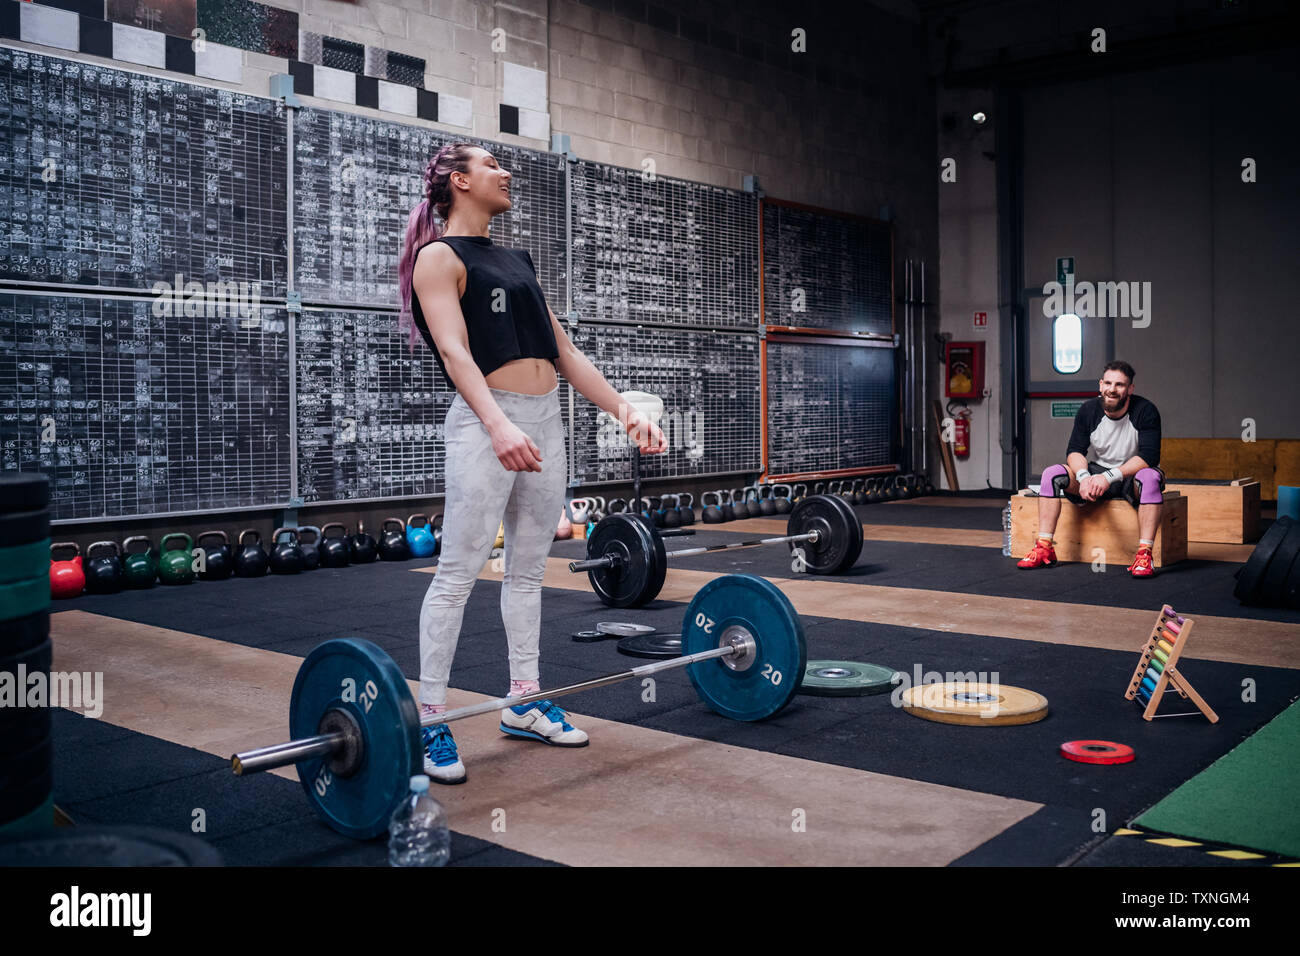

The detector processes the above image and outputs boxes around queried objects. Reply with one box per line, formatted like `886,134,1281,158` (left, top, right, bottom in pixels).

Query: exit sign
973,311,987,328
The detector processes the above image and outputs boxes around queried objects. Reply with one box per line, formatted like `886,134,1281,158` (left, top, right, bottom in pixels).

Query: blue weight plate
290,638,420,840
682,575,806,721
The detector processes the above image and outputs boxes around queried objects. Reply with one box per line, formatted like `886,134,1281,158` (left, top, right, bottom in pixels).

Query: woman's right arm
411,244,542,472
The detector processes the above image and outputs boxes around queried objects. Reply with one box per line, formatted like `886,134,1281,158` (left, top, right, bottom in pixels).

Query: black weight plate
627,513,667,606
0,736,52,796
0,826,224,866
0,610,50,656
0,707,51,756
787,494,860,574
571,630,608,643
1287,549,1300,610
1234,516,1293,604
0,639,53,731
0,473,49,515
799,660,900,697
586,514,660,608
616,632,682,659
1259,522,1300,607
0,511,50,549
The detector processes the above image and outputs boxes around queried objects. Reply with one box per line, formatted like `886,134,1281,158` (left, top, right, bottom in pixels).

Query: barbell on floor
570,493,864,607
230,574,807,839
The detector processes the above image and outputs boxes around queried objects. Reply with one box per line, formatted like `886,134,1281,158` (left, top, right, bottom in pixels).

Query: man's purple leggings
1039,463,1164,504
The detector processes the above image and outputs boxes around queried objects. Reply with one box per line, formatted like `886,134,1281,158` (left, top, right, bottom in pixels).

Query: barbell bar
229,574,807,839
570,493,864,607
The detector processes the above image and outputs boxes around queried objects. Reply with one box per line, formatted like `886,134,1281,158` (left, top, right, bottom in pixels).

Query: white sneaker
499,699,589,747
421,723,467,784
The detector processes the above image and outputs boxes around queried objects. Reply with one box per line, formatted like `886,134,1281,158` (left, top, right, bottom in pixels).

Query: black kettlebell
269,527,305,574
662,495,682,528
732,488,752,519
431,514,444,555
812,482,826,496
297,526,321,571
758,485,777,516
84,541,125,594
320,522,350,568
377,518,410,561
348,522,378,564
235,529,269,578
849,479,865,506
607,497,626,516
677,492,695,525
648,497,665,528
719,489,736,521
772,484,793,514
701,491,724,523
195,530,233,581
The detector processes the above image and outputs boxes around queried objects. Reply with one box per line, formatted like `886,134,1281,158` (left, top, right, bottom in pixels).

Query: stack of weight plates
0,473,54,837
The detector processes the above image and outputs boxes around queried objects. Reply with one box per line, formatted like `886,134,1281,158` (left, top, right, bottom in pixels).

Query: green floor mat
1136,698,1300,858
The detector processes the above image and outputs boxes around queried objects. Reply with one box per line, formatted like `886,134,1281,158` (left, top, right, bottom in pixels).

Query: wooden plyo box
1010,491,1187,567
1163,478,1260,544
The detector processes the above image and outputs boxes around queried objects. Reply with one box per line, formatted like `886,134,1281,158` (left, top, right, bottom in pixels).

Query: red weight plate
1060,740,1135,765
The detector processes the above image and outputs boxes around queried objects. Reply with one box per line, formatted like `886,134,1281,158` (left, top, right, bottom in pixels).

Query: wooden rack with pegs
1124,604,1218,722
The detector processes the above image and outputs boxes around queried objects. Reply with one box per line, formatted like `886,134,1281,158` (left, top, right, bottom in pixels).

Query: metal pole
567,529,821,573
231,643,742,776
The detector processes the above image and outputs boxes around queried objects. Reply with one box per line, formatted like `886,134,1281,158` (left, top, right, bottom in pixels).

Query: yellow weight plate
901,681,1049,726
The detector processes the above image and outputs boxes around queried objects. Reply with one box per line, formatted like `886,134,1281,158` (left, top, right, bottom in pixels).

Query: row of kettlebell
49,515,444,598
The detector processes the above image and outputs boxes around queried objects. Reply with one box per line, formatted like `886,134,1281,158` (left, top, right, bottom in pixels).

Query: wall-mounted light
971,111,988,126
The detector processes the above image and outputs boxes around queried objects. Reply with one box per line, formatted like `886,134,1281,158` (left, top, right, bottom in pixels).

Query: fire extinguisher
948,402,972,459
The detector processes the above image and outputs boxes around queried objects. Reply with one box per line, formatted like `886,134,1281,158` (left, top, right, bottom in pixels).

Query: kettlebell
270,527,306,574
50,542,85,599
406,515,436,558
589,497,606,523
569,499,591,527
676,492,695,526
431,514,444,555
158,533,196,585
812,481,826,496
742,486,761,519
728,488,746,519
555,506,573,540
196,530,233,580
865,478,882,503
297,526,322,570
84,541,125,594
772,484,794,514
792,483,807,504
701,491,724,523
662,495,682,528
719,489,736,521
236,529,270,577
349,522,379,564
639,498,654,524
377,518,410,561
319,523,350,568
122,536,157,589
757,485,776,516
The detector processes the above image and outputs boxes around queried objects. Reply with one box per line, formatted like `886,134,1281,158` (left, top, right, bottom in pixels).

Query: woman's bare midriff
485,357,558,395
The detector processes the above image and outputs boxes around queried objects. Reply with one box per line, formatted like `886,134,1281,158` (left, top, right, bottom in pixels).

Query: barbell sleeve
232,732,347,776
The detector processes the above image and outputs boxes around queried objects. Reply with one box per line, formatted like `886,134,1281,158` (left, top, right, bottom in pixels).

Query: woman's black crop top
409,235,560,390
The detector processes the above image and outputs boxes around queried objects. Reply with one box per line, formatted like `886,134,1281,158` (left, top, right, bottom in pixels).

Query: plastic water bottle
388,774,450,867
1001,504,1012,557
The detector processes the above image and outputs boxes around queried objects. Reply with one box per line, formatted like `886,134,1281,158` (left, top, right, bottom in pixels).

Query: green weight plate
787,494,862,574
0,511,50,549
0,575,51,623
800,660,901,697
683,574,805,721
0,473,49,515
0,540,50,586
289,638,421,840
1235,516,1293,604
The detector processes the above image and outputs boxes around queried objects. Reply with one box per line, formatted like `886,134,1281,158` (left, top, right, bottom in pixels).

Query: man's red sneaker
1017,540,1057,569
1128,548,1155,578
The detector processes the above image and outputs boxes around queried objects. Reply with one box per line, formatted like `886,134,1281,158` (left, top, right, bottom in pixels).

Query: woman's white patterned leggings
418,385,567,706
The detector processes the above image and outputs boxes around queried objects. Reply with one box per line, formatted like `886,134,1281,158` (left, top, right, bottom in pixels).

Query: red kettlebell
50,542,86,599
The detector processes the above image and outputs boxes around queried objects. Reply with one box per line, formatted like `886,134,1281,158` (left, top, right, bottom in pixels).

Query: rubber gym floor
49,490,1300,867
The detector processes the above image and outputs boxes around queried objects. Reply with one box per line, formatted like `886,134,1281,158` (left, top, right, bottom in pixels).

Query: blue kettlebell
406,513,437,558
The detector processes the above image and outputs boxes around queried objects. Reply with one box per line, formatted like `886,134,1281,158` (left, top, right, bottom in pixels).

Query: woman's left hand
625,412,667,454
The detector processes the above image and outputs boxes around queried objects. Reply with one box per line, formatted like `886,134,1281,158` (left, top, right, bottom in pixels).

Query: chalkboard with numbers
0,292,292,520
292,109,568,308
761,201,892,335
766,339,896,475
295,308,575,503
570,160,759,330
567,322,761,485
0,47,287,296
